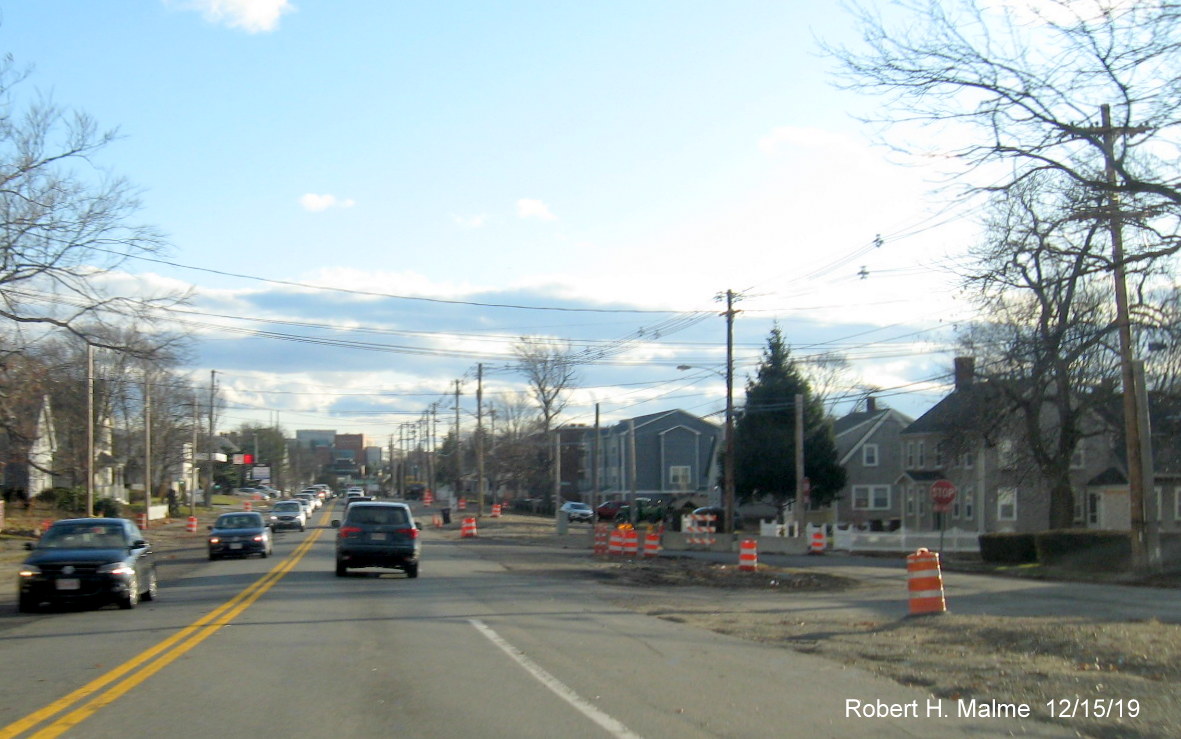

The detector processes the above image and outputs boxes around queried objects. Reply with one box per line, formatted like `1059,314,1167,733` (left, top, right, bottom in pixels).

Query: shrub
1036,529,1131,571
94,497,122,518
979,532,1038,564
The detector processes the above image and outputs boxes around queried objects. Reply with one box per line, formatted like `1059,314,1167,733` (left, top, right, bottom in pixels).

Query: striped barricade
906,548,947,616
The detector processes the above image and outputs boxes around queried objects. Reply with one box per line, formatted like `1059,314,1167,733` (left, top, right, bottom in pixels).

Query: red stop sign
930,479,957,512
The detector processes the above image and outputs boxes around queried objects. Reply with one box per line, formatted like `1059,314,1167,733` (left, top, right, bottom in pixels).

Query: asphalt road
0,505,1076,739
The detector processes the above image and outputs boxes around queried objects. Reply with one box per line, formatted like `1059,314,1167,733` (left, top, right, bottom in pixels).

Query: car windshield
40,523,127,549
567,503,590,510
216,515,261,529
347,506,408,526
273,502,302,512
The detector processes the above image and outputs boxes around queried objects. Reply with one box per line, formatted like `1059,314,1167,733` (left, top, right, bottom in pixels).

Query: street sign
930,479,957,513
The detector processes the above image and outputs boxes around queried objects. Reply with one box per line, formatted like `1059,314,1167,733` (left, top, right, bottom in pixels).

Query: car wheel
17,594,38,613
142,570,158,602
118,575,140,610
405,562,419,579
335,560,347,577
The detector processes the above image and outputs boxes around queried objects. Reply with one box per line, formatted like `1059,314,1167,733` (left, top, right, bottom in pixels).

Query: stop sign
930,479,957,512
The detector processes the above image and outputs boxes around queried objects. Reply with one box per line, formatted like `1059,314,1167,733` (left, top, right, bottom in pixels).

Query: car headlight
18,565,41,578
97,563,135,576
209,536,221,544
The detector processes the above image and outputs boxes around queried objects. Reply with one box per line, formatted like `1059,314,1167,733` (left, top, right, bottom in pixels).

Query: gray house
578,409,721,502
832,398,913,531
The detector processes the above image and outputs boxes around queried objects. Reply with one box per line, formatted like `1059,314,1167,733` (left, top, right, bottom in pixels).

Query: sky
0,0,985,440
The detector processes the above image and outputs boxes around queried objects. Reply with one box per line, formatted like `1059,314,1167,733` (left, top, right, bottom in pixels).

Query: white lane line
469,619,644,739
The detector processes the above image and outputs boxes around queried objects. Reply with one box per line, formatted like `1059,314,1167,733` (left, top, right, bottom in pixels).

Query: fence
832,524,980,554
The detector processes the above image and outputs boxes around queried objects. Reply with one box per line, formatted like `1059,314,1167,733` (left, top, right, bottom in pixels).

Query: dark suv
332,502,420,578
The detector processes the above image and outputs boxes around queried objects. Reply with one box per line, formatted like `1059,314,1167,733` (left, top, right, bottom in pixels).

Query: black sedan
208,512,273,560
18,518,158,612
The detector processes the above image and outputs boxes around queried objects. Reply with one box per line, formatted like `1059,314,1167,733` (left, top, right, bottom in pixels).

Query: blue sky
2,0,979,436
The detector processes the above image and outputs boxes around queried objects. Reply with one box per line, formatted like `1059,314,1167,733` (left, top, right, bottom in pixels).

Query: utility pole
718,289,741,535
1099,104,1153,571
190,391,199,516
86,344,95,517
206,370,217,506
476,363,485,516
453,379,462,503
628,418,637,526
144,371,152,528
794,393,804,535
592,404,601,515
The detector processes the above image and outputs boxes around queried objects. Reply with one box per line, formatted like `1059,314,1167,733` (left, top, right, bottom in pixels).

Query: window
916,489,926,517
905,489,914,515
1070,444,1086,469
997,488,1017,521
1073,490,1085,524
935,441,945,468
862,444,879,467
952,497,961,518
963,486,974,521
962,451,974,469
1089,492,1100,525
668,466,691,491
917,441,926,468
852,485,891,510
905,442,915,468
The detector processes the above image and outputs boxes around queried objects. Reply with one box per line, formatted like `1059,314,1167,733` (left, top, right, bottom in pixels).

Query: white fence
832,525,980,554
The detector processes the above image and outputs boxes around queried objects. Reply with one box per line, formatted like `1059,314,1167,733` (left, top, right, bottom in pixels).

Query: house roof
899,470,945,483
903,382,1004,435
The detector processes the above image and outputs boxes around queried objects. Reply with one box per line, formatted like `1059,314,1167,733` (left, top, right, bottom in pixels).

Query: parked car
268,500,307,531
234,486,271,499
595,500,626,521
559,501,594,523
332,502,421,578
208,512,273,560
18,518,158,612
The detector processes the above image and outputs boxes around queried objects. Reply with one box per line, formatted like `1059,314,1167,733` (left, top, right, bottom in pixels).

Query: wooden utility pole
144,371,152,528
592,404,601,514
453,380,462,502
1099,104,1152,571
207,370,216,506
794,393,804,534
719,289,741,535
476,363,485,515
86,345,95,517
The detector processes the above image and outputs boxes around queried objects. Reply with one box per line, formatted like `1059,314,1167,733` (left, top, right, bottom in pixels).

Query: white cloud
174,0,295,33
299,193,355,212
516,198,558,221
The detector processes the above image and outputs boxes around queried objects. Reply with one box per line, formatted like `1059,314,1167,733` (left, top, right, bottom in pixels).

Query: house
831,397,913,531
0,392,58,501
577,409,721,504
896,357,1117,535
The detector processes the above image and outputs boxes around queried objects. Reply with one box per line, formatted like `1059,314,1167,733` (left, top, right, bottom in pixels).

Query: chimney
954,357,975,391
866,397,877,413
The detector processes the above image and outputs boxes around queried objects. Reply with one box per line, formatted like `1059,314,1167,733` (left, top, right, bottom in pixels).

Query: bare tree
0,56,187,353
512,336,580,432
827,0,1181,266
958,173,1128,527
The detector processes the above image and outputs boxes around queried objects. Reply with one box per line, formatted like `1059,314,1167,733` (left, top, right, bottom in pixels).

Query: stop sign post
930,479,957,552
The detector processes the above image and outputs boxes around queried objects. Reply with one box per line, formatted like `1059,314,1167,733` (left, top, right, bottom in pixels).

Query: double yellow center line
2,524,325,739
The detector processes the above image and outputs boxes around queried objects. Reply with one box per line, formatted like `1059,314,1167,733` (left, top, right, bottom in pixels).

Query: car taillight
395,528,420,539
339,526,363,537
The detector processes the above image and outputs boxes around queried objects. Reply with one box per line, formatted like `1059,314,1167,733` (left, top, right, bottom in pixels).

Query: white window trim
997,487,1017,521
963,486,974,521
862,443,879,467
852,485,891,511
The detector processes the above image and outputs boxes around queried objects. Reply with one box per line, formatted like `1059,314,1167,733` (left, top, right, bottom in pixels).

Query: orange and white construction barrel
461,517,478,538
186,516,199,533
643,531,661,558
738,539,758,571
809,526,826,554
906,548,947,616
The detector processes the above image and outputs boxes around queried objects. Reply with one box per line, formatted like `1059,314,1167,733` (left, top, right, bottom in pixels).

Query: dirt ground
5,507,1179,738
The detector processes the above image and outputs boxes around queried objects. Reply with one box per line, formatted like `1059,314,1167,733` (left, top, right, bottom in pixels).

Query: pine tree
733,328,845,512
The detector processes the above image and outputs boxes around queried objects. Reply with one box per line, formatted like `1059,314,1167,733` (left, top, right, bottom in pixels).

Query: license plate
56,578,81,591
230,543,243,550
369,533,387,541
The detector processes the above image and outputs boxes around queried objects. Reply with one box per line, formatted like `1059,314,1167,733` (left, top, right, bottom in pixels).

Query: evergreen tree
733,328,845,512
